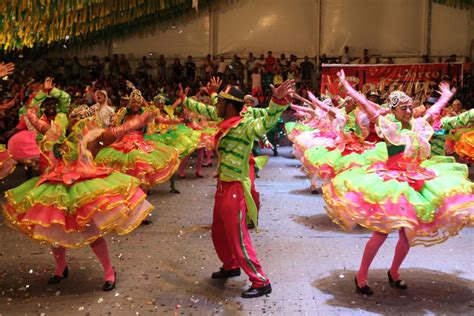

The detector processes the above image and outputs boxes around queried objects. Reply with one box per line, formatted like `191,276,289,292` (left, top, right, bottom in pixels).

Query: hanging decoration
0,0,217,52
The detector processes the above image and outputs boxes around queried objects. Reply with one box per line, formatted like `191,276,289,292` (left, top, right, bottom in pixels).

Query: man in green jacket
178,77,295,298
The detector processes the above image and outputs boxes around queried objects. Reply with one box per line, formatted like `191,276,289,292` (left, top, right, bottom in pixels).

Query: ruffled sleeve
376,115,433,160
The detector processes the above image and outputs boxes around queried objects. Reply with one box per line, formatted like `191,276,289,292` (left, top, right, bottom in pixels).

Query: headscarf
94,90,108,105
388,91,412,109
129,89,144,106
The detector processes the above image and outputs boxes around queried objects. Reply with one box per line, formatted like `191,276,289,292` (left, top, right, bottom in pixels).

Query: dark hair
227,99,244,113
42,97,58,108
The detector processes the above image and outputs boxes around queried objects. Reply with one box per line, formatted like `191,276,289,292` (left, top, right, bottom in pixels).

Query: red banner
321,63,463,100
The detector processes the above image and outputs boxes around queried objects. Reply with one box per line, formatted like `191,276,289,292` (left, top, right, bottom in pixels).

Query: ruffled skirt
95,132,180,187
285,122,316,143
3,169,153,248
196,126,219,151
303,140,387,180
323,155,474,246
145,124,200,159
293,130,338,161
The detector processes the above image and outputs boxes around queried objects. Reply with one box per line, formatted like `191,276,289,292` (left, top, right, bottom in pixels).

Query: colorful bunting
0,0,217,52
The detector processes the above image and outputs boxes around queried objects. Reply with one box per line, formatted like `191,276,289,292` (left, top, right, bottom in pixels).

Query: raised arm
423,82,456,123
293,92,343,121
244,105,272,118
182,95,220,121
308,91,341,116
337,70,381,122
48,87,71,114
290,103,317,116
179,79,221,121
26,108,51,134
90,111,157,157
245,80,295,140
29,77,71,113
440,108,474,130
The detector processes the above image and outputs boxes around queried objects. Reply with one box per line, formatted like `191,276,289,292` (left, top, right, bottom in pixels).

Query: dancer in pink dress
324,70,473,296
3,89,157,291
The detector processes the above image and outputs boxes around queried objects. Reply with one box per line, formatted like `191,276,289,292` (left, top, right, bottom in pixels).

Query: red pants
212,180,269,288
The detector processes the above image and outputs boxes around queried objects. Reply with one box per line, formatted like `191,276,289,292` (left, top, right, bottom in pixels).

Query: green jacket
183,95,289,225
440,109,474,130
431,109,474,156
19,87,71,116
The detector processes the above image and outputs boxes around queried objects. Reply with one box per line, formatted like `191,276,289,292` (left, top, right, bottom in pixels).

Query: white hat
244,95,259,106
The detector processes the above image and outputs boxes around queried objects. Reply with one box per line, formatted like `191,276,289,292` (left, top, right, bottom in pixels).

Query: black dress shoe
211,268,241,279
103,271,117,292
141,219,153,225
241,283,272,298
48,266,69,285
355,277,373,296
388,270,408,289
170,188,181,194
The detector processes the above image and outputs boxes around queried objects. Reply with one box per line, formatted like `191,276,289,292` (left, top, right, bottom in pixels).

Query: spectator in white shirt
341,46,350,64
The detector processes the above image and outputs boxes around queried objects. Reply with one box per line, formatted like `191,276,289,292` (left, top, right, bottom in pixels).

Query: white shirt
341,52,350,64
251,73,262,88
91,103,115,128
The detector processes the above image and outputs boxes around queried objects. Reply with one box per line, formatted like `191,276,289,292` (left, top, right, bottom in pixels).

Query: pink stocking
51,246,67,276
90,237,115,282
178,157,189,177
356,231,388,287
205,149,213,165
389,228,410,280
196,148,204,176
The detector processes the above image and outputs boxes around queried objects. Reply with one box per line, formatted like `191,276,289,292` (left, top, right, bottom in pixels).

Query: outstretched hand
337,69,346,83
437,82,456,100
44,77,54,91
198,86,210,97
207,76,222,94
270,79,296,101
178,83,190,101
0,62,15,77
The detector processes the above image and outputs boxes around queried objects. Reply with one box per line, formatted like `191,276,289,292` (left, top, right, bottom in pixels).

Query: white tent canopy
51,0,471,60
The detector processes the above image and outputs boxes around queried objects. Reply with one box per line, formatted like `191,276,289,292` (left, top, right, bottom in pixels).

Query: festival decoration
0,0,216,52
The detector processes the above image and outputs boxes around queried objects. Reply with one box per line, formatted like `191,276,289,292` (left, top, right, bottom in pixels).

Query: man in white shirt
90,90,115,128
341,46,350,64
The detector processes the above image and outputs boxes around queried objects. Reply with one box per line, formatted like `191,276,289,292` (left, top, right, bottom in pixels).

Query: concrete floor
0,146,472,315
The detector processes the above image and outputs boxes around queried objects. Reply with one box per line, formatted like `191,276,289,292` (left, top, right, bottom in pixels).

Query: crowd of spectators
0,47,471,142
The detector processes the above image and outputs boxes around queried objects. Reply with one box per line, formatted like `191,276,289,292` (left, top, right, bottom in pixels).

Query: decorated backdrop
321,63,463,99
